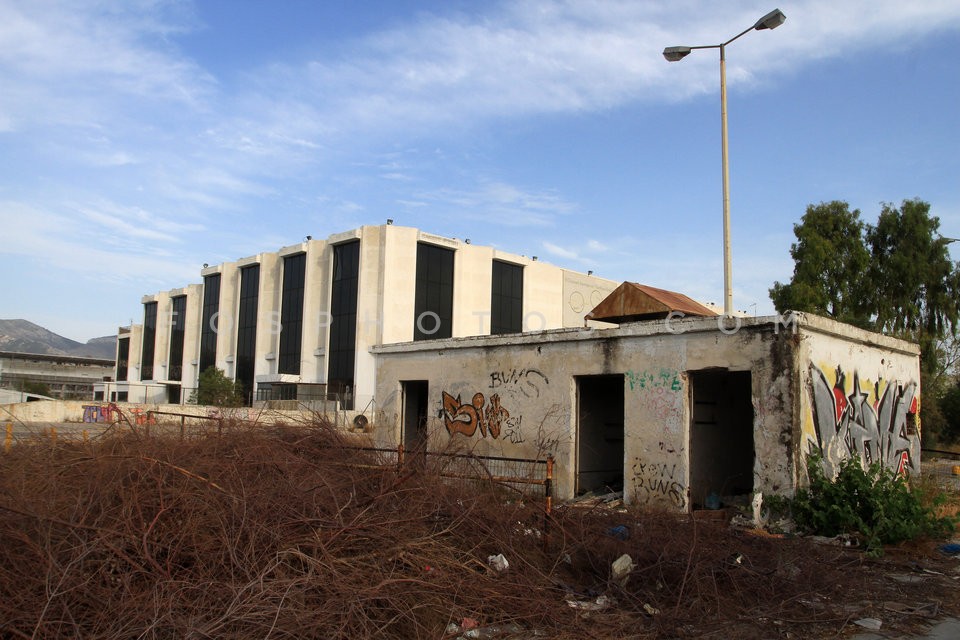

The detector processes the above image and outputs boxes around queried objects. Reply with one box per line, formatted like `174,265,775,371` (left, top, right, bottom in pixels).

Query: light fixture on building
387,218,394,225
202,263,208,268
588,270,593,275
465,239,471,244
532,256,538,261
305,235,312,241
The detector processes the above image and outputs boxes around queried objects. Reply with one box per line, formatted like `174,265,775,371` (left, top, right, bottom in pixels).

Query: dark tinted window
491,260,523,334
328,241,359,407
236,265,260,404
116,337,129,381
140,302,157,380
199,274,221,373
278,253,306,375
414,243,454,340
168,295,187,381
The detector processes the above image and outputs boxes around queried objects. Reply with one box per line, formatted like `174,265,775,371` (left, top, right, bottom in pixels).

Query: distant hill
0,319,116,360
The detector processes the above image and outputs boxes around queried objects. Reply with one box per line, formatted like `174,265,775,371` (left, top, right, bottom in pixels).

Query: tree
769,201,871,327
18,380,52,397
865,199,960,361
771,198,960,443
193,367,242,407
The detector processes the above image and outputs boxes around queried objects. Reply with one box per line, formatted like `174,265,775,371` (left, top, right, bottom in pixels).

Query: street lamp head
754,8,786,30
663,46,692,62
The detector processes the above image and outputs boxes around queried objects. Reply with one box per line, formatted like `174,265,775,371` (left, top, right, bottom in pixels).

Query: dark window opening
414,243,454,341
168,295,187,381
491,260,523,334
140,302,157,381
199,274,221,374
236,265,260,405
328,241,359,409
116,337,130,381
278,253,306,375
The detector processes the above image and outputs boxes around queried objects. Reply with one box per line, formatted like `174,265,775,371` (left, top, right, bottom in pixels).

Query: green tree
865,199,960,361
18,380,52,397
193,367,242,407
769,201,871,327
771,198,960,443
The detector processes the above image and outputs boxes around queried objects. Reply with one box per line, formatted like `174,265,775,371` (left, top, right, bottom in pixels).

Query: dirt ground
0,422,958,639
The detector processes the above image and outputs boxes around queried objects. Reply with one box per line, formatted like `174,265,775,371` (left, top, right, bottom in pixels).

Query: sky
1,0,959,342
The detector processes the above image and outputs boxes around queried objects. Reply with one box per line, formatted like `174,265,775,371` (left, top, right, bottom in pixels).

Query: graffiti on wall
809,364,918,474
441,391,512,439
627,368,685,434
82,404,118,423
489,368,549,398
631,456,687,509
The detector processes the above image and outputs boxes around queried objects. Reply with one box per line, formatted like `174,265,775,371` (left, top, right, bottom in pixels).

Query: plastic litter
854,618,882,631
611,553,634,586
606,525,630,540
487,553,509,573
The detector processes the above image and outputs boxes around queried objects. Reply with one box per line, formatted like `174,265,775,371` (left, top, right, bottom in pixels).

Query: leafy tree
865,199,960,361
18,380,52,397
193,367,242,407
771,198,960,443
769,201,871,327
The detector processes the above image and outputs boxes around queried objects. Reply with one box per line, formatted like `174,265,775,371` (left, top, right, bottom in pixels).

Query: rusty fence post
543,455,554,548
4,423,12,453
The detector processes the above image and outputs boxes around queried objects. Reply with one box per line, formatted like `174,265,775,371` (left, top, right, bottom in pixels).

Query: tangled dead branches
0,421,956,639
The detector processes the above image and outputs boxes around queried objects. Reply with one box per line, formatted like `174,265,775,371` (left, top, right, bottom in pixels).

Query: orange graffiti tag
442,391,488,437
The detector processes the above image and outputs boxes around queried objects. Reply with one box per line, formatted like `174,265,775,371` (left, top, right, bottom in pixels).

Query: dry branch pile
0,422,956,639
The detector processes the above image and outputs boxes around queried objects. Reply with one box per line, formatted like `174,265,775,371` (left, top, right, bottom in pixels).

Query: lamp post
664,8,786,316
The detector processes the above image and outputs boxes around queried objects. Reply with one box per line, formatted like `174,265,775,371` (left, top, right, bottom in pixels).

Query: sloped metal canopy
586,282,719,324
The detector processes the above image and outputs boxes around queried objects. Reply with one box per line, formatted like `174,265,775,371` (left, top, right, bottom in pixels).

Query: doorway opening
689,370,754,509
401,381,430,457
575,375,625,495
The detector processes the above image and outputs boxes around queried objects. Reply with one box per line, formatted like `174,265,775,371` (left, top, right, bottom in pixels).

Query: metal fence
922,449,960,491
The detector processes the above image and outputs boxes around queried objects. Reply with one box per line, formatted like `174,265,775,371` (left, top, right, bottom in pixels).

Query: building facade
0,351,114,400
370,312,921,509
111,224,618,408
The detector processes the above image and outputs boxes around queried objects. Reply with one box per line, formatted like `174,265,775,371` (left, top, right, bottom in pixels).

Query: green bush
790,454,955,555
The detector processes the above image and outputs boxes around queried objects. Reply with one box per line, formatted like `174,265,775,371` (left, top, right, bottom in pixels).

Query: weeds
791,454,957,555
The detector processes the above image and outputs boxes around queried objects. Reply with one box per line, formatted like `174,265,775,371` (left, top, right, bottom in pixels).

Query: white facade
113,224,618,408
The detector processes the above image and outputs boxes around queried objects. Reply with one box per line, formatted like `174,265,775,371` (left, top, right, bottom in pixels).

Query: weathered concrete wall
0,399,343,428
795,314,921,480
372,316,802,510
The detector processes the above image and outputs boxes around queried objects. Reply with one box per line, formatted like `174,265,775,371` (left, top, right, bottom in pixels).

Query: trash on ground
487,553,509,573
853,618,882,631
643,603,660,615
566,595,614,611
611,553,634,586
606,525,630,540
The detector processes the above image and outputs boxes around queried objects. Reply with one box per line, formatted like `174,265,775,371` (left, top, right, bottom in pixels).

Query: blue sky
1,0,959,342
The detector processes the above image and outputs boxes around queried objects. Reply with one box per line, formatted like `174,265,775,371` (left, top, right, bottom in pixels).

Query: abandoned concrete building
109,228,921,512
371,294,920,510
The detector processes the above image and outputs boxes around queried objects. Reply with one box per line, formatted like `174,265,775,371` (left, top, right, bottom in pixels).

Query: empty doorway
576,375,625,495
401,381,429,455
689,370,754,508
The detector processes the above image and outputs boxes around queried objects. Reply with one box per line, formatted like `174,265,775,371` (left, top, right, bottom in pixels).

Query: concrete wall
795,314,921,479
371,312,920,510
372,316,806,509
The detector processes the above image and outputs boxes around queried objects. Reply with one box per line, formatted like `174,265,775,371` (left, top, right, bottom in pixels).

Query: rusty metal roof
585,282,719,324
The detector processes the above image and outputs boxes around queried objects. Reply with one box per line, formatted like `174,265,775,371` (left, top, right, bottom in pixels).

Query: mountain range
0,319,116,360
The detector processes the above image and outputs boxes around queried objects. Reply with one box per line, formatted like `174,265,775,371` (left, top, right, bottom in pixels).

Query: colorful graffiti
441,391,511,439
82,404,118,423
809,364,918,474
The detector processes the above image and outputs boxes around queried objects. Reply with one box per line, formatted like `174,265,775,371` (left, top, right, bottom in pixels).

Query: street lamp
664,8,786,316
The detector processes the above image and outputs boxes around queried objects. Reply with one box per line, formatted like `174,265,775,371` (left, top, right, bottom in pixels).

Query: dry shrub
1,423,957,639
